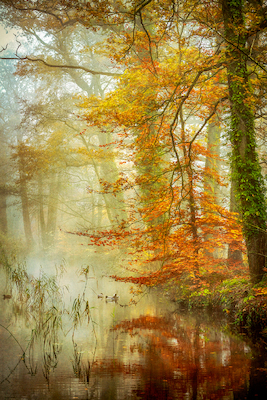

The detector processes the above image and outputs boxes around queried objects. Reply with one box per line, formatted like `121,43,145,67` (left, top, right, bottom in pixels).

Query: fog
1,2,267,398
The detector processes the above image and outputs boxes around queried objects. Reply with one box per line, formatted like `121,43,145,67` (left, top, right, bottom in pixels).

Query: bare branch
138,10,157,75
9,0,68,26
199,19,267,75
188,96,228,158
0,44,8,53
0,55,122,76
134,0,153,15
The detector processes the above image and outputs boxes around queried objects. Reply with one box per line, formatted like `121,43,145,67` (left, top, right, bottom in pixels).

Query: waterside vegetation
1,0,267,343
162,273,267,343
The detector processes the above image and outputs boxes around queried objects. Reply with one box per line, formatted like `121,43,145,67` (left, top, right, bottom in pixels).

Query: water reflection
0,259,267,399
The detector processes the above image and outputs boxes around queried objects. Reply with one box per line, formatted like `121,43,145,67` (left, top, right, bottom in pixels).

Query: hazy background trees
0,7,128,258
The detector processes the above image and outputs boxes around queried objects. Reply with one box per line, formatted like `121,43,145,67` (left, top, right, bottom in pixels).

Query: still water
0,256,267,400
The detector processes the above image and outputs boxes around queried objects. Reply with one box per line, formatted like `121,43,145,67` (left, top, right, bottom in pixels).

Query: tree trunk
0,138,8,234
38,174,47,248
20,178,34,247
180,113,199,274
98,131,128,224
0,192,8,235
46,173,60,248
204,120,221,204
227,178,243,267
204,119,221,259
222,0,267,283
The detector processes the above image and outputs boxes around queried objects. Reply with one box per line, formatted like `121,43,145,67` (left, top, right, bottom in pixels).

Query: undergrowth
164,271,267,340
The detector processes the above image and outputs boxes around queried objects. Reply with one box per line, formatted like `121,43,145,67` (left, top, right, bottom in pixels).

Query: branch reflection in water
0,259,266,399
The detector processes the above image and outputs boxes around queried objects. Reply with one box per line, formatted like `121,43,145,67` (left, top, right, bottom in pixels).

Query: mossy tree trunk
222,0,267,283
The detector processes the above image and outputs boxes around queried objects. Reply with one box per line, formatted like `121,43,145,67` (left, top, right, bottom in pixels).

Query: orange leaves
68,4,245,288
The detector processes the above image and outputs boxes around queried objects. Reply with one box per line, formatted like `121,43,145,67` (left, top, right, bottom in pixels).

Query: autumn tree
1,0,267,283
80,30,244,285
105,0,267,283
221,0,267,282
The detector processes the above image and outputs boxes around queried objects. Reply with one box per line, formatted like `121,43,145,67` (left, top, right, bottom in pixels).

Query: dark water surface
0,258,267,399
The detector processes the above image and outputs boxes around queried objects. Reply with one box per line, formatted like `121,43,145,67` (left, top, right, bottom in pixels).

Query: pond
0,255,267,400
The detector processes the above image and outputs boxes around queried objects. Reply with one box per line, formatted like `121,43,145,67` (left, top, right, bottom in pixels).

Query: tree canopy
1,0,267,285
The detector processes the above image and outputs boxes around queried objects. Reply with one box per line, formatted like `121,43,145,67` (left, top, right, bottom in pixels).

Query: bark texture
222,0,267,283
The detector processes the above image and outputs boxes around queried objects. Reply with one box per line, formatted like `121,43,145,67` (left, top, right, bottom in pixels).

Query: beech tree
80,25,242,284
1,0,267,283
221,0,267,282
83,0,266,283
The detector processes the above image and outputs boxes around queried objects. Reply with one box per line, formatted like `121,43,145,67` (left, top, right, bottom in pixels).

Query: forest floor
164,271,267,345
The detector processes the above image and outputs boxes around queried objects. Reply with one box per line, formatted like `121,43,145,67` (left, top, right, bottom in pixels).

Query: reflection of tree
111,314,252,399
247,348,267,399
1,259,266,399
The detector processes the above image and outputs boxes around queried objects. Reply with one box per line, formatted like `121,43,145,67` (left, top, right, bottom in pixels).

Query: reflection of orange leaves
92,359,144,375
112,315,172,333
107,313,250,398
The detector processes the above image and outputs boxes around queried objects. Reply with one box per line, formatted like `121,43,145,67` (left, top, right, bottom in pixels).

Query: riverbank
164,274,267,344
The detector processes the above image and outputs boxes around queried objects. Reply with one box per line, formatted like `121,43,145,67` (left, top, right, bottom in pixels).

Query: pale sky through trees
0,26,16,47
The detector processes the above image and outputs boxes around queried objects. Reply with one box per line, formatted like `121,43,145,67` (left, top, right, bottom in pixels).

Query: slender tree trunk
79,129,127,226
46,173,60,247
38,174,47,248
20,178,34,247
98,131,128,224
181,113,199,273
97,198,103,228
91,195,103,230
204,120,221,204
222,0,267,283
204,119,221,259
0,141,8,234
227,178,243,267
0,192,8,234
91,193,96,229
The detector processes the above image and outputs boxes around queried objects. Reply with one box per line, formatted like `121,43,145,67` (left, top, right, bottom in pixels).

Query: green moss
165,276,267,338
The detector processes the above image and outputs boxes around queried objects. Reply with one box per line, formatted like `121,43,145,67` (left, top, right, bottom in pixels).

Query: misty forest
1,1,267,399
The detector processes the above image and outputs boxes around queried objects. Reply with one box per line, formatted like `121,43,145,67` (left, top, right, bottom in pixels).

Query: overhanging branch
0,55,122,76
